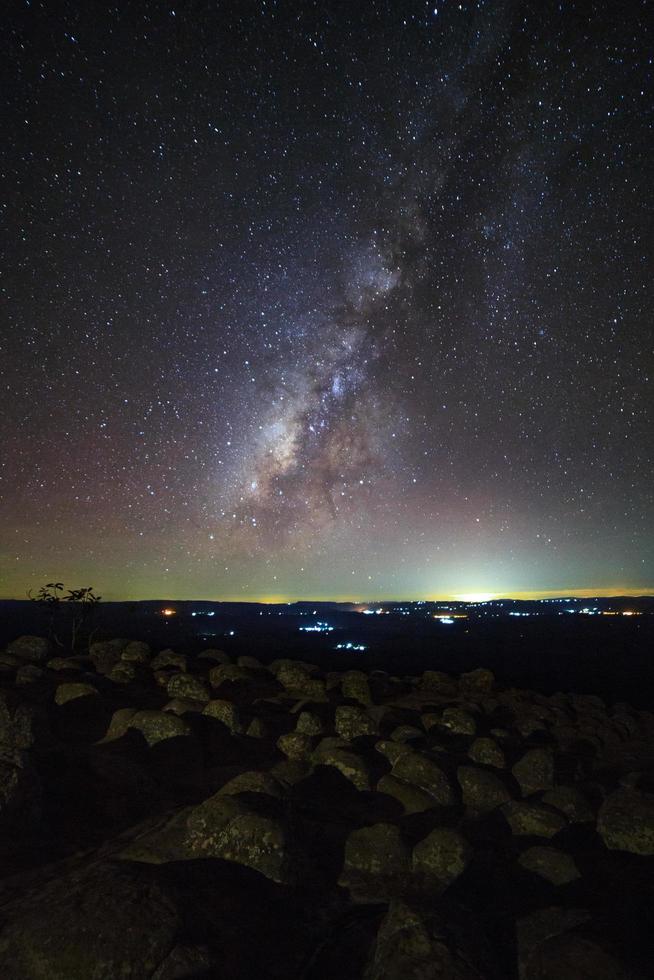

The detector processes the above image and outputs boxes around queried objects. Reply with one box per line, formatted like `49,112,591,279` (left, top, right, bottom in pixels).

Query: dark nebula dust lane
1,0,652,599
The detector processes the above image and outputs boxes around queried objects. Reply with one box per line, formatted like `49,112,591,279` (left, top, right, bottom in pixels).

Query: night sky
2,0,652,601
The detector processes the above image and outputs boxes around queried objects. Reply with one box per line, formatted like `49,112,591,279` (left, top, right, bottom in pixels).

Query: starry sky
2,0,652,601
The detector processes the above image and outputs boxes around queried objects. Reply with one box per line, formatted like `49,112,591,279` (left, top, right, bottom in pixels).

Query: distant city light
335,642,367,651
300,622,334,633
161,608,176,617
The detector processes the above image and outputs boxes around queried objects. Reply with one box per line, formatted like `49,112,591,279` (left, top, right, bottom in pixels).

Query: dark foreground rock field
1,634,653,978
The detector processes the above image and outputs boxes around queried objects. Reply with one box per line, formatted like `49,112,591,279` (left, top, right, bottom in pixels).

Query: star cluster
1,0,652,600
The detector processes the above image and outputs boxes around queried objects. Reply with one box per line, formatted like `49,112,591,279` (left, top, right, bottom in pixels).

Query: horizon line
2,588,653,603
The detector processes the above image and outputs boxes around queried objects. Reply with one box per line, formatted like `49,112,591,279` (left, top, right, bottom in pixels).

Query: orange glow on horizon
2,586,652,604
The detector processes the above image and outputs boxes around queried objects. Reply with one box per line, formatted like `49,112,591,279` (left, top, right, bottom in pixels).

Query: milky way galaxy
218,238,407,548
2,1,652,600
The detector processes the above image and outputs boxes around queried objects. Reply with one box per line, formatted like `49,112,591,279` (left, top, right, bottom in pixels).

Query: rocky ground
0,634,653,979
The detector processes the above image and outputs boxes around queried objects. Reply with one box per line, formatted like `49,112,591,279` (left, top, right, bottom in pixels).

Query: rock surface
0,634,651,978
597,788,654,854
412,827,472,891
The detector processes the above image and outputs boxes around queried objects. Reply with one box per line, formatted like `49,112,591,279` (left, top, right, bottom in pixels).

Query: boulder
597,788,654,855
375,739,413,765
420,669,456,693
390,725,424,743
335,705,377,741
502,801,567,838
515,712,549,739
412,827,473,891
457,765,512,812
339,823,410,898
0,652,21,673
151,649,187,671
312,738,371,790
46,657,79,671
550,722,586,750
518,846,581,885
420,712,441,731
441,707,477,736
203,699,242,733
107,663,136,684
166,672,210,703
365,900,483,980
270,758,313,787
572,693,606,713
275,662,326,699
0,691,42,750
611,706,640,740
325,670,343,691
120,640,151,663
98,707,139,743
246,717,269,739
522,932,635,980
513,748,554,796
542,786,595,823
6,635,51,663
377,774,437,814
151,944,211,980
218,771,284,799
459,667,495,696
127,710,190,746
89,638,128,674
391,752,454,805
517,907,592,980
185,794,289,882
0,862,180,979
295,710,324,735
341,670,372,705
209,664,257,688
15,664,44,685
277,732,314,760
163,698,203,716
0,747,41,834
54,681,98,706
468,736,505,768
198,648,230,664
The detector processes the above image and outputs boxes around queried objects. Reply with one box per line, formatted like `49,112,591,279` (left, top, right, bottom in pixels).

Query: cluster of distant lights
564,607,640,617
160,608,236,637
297,622,366,650
161,605,642,638
356,601,643,619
